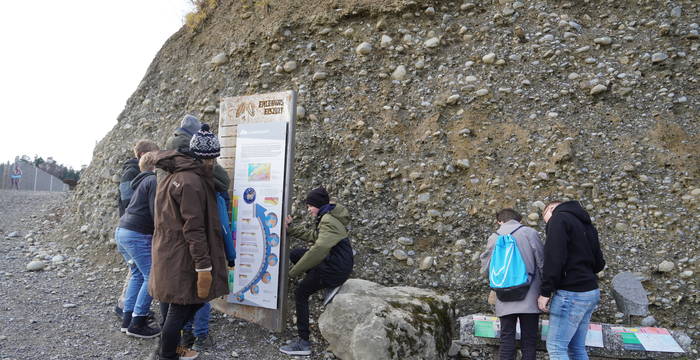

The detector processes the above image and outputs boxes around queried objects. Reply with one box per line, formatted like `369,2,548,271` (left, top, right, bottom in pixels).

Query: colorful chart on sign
473,316,603,348
611,326,684,353
227,122,288,309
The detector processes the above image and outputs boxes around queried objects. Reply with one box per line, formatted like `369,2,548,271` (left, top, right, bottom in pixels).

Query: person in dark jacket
115,151,160,339
537,200,606,360
150,124,228,360
116,140,159,319
280,187,353,356
161,114,230,193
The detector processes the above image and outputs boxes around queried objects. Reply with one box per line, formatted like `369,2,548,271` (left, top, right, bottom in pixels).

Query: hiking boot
176,346,199,360
322,285,343,306
191,334,212,352
279,338,312,356
114,305,124,320
126,315,161,339
180,330,195,348
120,311,133,333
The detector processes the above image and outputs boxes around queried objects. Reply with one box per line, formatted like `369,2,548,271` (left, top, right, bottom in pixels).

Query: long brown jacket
149,151,228,304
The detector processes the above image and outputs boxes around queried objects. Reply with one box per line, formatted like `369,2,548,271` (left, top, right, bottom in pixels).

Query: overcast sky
0,0,194,169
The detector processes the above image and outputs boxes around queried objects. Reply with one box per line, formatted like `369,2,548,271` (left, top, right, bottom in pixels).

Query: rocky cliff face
64,0,698,351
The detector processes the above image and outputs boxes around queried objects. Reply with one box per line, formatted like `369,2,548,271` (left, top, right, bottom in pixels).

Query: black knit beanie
305,187,329,208
189,124,220,159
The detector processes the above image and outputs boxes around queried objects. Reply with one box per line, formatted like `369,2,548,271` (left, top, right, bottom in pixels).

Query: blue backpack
489,226,532,302
216,192,236,267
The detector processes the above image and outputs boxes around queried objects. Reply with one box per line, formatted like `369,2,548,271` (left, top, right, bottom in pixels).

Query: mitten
196,270,212,299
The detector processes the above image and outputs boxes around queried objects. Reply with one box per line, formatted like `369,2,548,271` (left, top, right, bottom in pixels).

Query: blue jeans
183,302,211,337
115,227,154,317
546,289,600,360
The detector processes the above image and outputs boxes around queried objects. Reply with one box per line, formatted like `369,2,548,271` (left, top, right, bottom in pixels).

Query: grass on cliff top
185,0,218,31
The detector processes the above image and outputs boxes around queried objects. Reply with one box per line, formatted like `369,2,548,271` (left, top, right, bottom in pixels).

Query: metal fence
0,162,69,192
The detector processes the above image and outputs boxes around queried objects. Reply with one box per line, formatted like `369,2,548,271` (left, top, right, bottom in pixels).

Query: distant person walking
150,124,228,360
115,151,160,339
280,187,353,356
115,140,160,320
538,201,606,360
480,209,544,360
10,165,22,190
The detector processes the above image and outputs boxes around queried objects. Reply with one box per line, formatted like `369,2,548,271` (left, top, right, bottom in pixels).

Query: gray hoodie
480,220,545,317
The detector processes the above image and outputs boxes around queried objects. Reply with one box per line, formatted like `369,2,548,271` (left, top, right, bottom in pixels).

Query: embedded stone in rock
641,315,657,327
611,272,649,317
26,260,46,272
657,260,674,272
594,36,612,45
380,35,393,48
651,52,668,63
482,53,496,64
7,231,19,238
393,249,408,260
455,159,470,169
80,225,89,233
420,256,434,270
296,105,306,119
397,237,414,246
318,279,453,360
356,42,373,55
590,84,608,95
424,37,440,48
475,88,489,96
680,270,693,279
283,60,298,73
211,53,228,66
51,255,65,263
313,72,328,81
391,65,407,81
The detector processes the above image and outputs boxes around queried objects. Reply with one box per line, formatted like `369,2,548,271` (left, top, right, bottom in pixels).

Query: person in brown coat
149,124,227,360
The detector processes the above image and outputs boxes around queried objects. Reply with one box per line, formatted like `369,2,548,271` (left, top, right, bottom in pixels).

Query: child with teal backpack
480,209,544,360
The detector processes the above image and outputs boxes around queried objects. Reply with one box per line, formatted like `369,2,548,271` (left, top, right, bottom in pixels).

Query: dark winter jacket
118,171,157,235
163,128,230,193
288,204,353,281
118,158,140,216
149,151,228,304
541,201,606,297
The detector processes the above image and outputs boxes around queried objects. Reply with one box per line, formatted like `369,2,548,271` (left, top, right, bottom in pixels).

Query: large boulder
318,279,453,360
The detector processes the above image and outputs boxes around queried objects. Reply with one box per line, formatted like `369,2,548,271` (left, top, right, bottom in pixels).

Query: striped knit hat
189,124,220,159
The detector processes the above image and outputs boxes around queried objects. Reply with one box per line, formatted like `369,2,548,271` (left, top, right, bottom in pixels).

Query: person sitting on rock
115,151,161,338
479,208,544,360
279,187,354,356
150,124,228,360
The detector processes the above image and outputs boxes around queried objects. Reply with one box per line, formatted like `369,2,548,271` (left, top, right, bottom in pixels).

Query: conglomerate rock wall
62,0,699,351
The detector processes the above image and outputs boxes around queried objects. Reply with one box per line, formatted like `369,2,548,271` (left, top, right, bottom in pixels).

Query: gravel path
0,190,327,360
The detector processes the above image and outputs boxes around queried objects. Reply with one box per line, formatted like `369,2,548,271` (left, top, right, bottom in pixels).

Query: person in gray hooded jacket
480,208,544,360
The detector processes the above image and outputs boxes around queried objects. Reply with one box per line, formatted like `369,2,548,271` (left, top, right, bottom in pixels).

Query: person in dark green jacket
279,187,353,356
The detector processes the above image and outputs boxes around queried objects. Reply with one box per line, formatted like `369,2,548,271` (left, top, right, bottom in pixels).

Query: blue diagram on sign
230,202,276,303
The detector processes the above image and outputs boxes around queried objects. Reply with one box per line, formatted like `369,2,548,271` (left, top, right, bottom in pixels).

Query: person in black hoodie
116,140,159,319
537,200,605,360
115,151,161,339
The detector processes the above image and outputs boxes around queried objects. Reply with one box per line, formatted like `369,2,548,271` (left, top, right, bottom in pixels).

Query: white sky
0,0,194,169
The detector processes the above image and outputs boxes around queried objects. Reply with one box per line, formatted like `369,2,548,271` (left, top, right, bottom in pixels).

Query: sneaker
120,311,132,333
192,334,212,352
322,285,342,306
180,330,195,348
279,338,312,356
126,315,161,339
176,346,199,360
